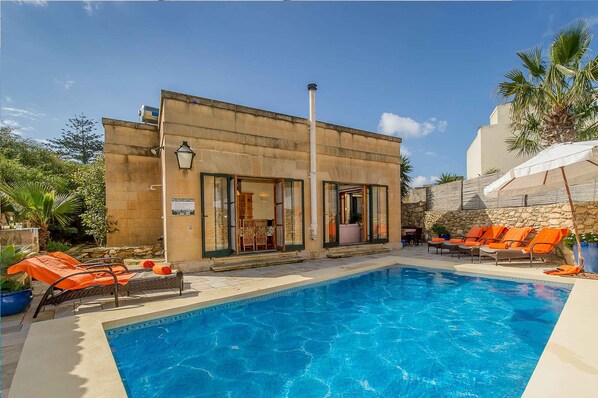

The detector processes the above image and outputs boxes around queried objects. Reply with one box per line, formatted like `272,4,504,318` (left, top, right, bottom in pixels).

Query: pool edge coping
7,255,595,398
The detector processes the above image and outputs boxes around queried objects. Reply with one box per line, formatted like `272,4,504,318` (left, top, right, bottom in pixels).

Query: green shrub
0,245,32,293
431,224,450,237
564,232,598,249
46,240,71,253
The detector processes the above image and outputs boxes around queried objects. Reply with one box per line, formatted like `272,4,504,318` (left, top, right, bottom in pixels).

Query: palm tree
400,155,413,200
498,20,598,156
436,173,464,185
0,182,80,251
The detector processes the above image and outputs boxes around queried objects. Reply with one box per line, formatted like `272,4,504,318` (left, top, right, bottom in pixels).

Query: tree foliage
0,182,80,251
72,155,117,246
436,173,464,185
400,155,413,200
497,20,598,156
49,114,103,164
0,127,77,191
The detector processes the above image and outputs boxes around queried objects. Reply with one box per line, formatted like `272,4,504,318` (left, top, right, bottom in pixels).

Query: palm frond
517,47,546,80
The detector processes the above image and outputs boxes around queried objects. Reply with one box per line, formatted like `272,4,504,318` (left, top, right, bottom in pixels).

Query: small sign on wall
171,198,195,216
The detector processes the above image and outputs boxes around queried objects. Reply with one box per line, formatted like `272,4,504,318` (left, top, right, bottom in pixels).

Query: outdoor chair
48,251,125,268
478,228,569,266
427,226,485,254
457,227,534,262
8,255,184,318
455,226,508,261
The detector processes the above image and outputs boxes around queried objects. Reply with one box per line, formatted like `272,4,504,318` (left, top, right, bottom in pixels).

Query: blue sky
3,1,598,186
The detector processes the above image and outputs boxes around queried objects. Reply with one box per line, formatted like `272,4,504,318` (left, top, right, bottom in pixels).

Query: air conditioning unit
139,105,159,125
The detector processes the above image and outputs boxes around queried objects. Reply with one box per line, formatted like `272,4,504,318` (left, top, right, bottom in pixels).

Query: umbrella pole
560,167,584,269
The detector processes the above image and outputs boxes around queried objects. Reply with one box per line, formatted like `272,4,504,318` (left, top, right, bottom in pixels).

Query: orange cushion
152,265,172,275
431,238,445,243
466,226,484,239
140,260,156,269
488,242,509,250
48,252,81,267
449,238,464,244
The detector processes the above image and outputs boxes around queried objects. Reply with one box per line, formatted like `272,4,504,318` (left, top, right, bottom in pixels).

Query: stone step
326,244,390,259
211,252,305,272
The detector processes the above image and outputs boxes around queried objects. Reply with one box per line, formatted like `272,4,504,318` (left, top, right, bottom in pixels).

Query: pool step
326,244,390,259
210,252,305,272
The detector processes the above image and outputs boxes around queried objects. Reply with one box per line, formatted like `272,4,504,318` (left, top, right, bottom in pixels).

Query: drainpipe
308,83,318,241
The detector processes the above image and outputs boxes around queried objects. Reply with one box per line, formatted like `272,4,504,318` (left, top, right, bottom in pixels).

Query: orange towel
449,238,464,244
544,265,581,276
488,242,509,250
8,256,135,290
500,227,534,248
140,260,156,269
431,238,445,243
48,251,81,266
464,241,483,247
152,265,172,275
522,228,570,254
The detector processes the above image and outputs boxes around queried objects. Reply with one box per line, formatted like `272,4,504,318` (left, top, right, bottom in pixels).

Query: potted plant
431,224,450,240
564,232,598,273
1,245,33,317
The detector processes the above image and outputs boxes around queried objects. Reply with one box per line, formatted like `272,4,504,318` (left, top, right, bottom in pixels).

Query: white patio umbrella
484,140,598,267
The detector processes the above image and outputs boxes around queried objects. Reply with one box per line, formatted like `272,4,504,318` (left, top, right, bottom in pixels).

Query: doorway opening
201,174,305,258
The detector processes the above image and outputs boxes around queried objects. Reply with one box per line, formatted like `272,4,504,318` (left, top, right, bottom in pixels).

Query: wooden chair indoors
242,219,256,251
255,219,268,251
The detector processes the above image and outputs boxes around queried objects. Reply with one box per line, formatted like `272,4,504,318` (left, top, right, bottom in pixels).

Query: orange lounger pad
544,265,581,276
152,265,172,275
488,242,509,250
449,238,464,244
431,238,445,243
463,241,483,247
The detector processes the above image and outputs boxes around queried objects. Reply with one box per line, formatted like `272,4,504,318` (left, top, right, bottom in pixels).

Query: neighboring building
466,103,532,179
103,89,402,269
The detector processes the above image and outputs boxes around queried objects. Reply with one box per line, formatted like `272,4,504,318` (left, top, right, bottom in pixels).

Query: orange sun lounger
440,226,489,256
479,228,569,266
455,226,508,261
427,226,486,254
8,255,183,318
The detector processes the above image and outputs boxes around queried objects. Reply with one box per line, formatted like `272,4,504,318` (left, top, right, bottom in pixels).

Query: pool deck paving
2,246,597,397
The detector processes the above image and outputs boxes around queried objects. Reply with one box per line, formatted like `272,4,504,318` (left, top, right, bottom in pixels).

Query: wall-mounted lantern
175,141,196,170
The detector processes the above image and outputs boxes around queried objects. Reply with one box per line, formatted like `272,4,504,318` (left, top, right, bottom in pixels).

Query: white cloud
401,145,411,157
55,78,75,90
83,1,101,16
15,0,47,6
424,150,437,157
1,107,45,119
33,138,50,145
378,113,447,138
587,16,598,28
1,119,34,135
412,175,438,187
4,97,12,104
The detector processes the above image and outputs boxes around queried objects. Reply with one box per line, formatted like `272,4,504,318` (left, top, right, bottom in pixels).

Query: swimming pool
107,266,570,397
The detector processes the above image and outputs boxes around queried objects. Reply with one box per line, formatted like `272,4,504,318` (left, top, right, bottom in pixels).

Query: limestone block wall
402,201,426,227
104,120,163,246
423,202,598,237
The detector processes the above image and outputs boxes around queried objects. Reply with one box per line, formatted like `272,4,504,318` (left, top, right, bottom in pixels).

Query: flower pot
1,289,33,317
439,234,450,240
574,242,598,273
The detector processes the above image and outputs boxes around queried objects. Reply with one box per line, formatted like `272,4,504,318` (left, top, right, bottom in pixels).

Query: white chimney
308,83,318,241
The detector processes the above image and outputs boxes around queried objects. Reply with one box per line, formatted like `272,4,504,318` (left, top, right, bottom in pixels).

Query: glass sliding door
323,182,339,247
370,185,389,243
274,179,285,251
284,179,304,251
201,174,232,257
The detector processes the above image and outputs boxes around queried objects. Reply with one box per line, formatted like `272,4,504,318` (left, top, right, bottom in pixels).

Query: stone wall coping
160,89,402,144
102,118,159,132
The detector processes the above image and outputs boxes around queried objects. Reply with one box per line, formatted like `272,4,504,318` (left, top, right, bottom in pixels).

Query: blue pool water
107,267,570,397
